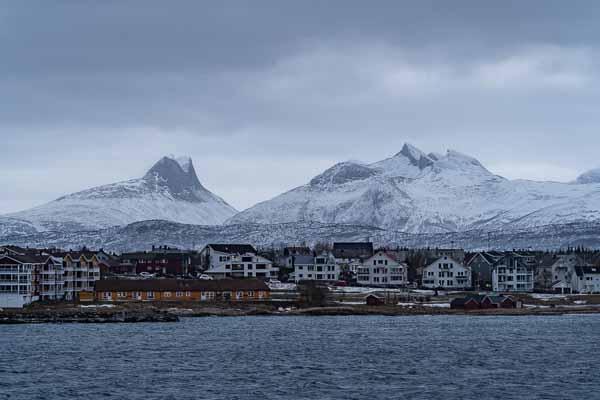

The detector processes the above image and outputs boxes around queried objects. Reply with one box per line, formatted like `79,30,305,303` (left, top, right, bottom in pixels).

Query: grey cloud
1,1,600,212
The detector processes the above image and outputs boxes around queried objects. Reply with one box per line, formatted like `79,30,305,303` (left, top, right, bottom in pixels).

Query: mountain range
228,143,600,233
2,144,600,250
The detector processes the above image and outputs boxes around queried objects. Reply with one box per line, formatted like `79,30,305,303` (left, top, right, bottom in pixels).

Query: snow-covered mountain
228,143,600,233
1,156,237,232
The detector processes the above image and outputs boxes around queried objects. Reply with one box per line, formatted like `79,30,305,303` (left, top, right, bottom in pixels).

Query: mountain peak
395,143,434,170
575,168,600,184
144,156,207,199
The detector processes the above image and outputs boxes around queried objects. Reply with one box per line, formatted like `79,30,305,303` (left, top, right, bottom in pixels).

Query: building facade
95,278,271,302
292,252,339,283
357,250,408,287
492,255,534,292
572,266,600,293
199,244,278,279
0,254,45,308
422,256,471,289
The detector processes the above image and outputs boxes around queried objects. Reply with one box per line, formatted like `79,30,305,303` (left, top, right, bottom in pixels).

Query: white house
357,250,408,287
572,266,600,293
422,256,471,289
199,244,278,279
293,252,339,283
0,254,44,308
492,255,534,292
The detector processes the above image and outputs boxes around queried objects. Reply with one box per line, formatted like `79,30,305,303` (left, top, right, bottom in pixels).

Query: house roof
0,254,49,264
95,278,269,292
574,266,600,277
332,242,373,259
208,244,257,254
466,252,503,266
292,255,315,265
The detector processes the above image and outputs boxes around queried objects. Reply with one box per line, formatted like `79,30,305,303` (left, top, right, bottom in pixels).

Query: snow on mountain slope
227,143,600,233
575,168,600,184
3,156,237,232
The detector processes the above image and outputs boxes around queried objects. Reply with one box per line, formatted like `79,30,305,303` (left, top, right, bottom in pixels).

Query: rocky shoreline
3,303,600,324
0,306,179,324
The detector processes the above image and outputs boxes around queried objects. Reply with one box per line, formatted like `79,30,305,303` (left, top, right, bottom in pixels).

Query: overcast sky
1,1,600,213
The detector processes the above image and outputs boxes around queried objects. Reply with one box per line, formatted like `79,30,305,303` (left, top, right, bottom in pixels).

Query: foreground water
1,315,599,400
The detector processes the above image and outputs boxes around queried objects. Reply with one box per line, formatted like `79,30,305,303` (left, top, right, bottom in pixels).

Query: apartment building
422,256,471,289
357,250,408,287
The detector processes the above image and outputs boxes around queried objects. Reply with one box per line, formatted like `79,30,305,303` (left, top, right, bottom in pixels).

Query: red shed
365,294,385,306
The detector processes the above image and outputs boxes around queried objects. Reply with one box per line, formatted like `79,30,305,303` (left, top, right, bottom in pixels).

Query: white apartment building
572,266,600,293
492,255,534,292
0,254,44,308
292,252,339,282
422,256,471,289
199,244,278,279
357,250,408,287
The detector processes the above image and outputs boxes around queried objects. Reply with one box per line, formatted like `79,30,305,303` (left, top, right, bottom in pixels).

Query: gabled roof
466,252,502,266
0,254,49,264
208,244,257,254
332,242,373,259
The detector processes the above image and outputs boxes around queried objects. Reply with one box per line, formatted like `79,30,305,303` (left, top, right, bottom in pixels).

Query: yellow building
95,278,270,302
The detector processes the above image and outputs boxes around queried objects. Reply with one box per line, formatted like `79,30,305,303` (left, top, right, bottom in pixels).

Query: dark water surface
1,315,599,399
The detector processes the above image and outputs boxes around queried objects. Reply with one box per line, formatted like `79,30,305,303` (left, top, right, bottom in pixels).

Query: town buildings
422,256,471,289
199,244,278,279
357,249,408,287
291,252,339,283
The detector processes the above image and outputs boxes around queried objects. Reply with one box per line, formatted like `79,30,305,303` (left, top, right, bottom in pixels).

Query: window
147,291,154,300
236,291,243,299
103,291,112,300
176,291,183,297
185,291,191,297
164,291,171,298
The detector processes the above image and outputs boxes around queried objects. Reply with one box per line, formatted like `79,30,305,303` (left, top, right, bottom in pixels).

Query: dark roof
0,254,49,264
95,278,269,292
332,242,373,259
574,266,600,277
0,245,34,255
283,246,312,256
292,255,315,265
208,244,257,254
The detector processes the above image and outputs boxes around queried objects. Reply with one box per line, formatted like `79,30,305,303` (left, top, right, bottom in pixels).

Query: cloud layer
1,1,600,212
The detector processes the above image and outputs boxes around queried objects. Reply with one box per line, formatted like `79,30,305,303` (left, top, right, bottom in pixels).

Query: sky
1,1,600,213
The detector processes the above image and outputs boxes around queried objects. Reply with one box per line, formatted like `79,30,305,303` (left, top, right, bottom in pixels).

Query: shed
365,294,385,306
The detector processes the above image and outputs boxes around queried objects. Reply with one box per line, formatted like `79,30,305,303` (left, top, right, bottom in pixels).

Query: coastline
3,303,600,324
